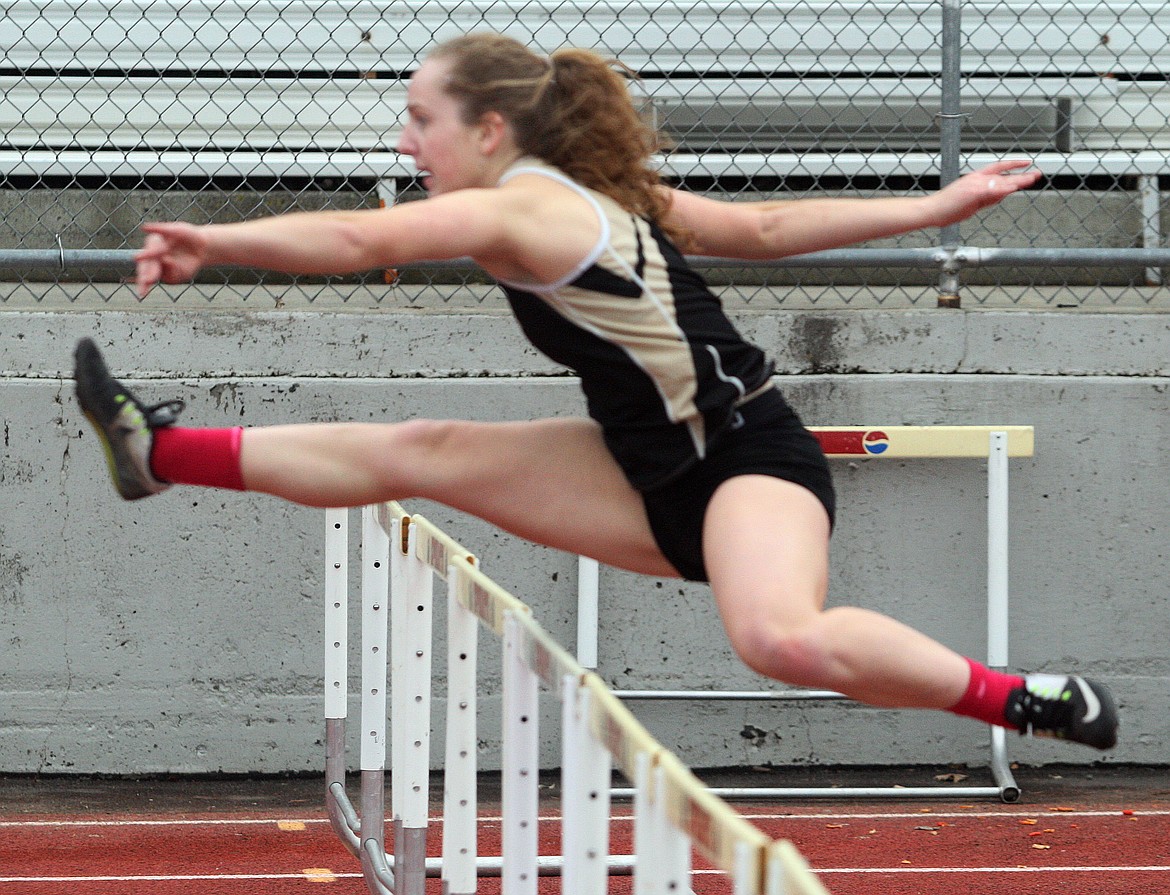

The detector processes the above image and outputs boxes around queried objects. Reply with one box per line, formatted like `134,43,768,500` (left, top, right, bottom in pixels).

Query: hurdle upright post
359,506,394,894
442,557,480,895
323,507,359,855
985,430,1020,800
501,610,541,895
633,752,692,895
560,676,613,895
388,512,433,895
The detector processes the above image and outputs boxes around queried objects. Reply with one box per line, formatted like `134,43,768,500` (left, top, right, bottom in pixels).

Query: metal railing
2,0,1169,307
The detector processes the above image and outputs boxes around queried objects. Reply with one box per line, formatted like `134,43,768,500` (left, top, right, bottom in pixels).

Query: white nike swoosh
1076,677,1102,724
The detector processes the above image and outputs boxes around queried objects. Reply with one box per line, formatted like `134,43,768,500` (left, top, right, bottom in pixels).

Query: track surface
2,767,1167,894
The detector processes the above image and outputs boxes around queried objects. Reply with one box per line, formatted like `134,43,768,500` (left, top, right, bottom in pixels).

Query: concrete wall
1,301,1168,776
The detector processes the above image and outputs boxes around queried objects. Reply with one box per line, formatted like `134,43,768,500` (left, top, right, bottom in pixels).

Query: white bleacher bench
5,0,1170,163
8,0,1170,77
2,0,1168,279
2,73,1119,155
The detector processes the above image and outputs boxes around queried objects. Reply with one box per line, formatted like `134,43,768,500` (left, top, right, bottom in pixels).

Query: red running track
2,782,1168,894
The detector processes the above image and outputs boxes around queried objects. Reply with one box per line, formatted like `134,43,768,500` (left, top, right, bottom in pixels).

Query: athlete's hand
134,222,210,299
932,160,1041,228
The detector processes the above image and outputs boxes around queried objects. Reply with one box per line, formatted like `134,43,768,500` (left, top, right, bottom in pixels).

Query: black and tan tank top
495,158,774,491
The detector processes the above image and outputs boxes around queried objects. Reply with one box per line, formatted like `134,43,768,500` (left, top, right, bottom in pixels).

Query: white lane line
0,818,330,828
2,808,1166,829
6,865,1170,884
815,866,1170,875
0,872,364,883
735,809,1170,820
688,866,1170,876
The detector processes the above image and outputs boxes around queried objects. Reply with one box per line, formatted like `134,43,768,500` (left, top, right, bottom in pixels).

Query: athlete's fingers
136,256,161,299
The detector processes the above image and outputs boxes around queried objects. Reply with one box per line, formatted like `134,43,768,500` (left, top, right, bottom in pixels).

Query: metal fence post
937,0,964,308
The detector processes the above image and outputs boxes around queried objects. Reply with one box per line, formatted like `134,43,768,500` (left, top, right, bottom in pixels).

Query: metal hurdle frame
323,502,831,895
577,425,1035,804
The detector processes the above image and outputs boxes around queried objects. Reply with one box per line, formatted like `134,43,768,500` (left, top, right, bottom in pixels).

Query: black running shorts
640,387,836,582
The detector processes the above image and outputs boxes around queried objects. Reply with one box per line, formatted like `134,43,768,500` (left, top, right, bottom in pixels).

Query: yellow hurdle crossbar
810,425,1034,458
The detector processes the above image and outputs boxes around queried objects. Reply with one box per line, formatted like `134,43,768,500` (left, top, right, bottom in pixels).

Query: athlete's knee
367,418,455,491
729,617,832,687
390,417,456,452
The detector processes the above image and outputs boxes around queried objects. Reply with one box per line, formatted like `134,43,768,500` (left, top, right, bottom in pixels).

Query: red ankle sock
949,657,1026,728
150,427,247,491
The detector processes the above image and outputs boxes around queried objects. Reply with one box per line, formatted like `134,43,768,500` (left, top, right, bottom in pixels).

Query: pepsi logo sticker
863,430,890,454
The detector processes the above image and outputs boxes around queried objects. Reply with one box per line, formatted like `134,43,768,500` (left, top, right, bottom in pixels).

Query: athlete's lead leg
74,337,677,578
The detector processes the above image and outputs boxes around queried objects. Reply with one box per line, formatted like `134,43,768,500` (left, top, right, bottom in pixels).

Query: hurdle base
325,720,361,855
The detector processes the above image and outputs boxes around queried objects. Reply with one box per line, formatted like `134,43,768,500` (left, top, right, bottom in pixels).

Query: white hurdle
323,502,831,895
580,425,1036,803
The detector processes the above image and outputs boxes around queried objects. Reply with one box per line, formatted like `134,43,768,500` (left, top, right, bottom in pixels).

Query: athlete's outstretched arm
133,190,508,298
662,160,1041,260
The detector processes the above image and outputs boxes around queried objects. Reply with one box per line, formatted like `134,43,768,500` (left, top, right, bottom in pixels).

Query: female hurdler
75,33,1117,750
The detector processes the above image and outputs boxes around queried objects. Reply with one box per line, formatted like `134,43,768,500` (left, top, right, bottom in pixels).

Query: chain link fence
2,0,1169,308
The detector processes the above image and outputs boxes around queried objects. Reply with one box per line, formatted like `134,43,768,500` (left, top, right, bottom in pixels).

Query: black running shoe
73,338,185,500
1005,673,1119,750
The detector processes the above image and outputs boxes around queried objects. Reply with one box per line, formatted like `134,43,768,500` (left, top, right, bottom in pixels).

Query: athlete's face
396,58,492,196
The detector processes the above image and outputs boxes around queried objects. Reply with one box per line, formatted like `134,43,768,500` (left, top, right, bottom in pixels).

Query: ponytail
431,34,686,246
